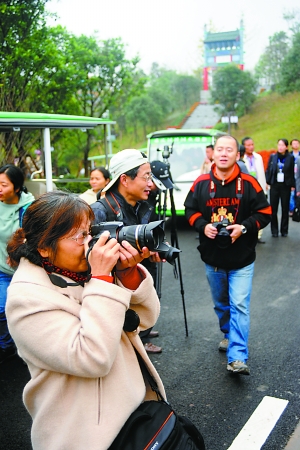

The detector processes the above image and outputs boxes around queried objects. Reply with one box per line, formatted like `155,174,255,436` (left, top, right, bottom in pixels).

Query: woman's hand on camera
116,241,151,271
85,231,120,275
149,251,165,263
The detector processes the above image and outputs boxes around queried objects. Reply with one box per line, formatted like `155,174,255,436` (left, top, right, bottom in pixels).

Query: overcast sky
47,0,299,74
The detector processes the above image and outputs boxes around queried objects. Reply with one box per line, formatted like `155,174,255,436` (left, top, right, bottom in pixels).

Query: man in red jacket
185,135,271,375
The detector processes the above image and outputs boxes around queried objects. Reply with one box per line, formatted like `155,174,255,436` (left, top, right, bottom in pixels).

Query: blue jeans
290,189,295,212
0,271,14,349
205,263,254,363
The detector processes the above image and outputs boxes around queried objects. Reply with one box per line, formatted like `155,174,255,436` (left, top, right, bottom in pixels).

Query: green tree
173,75,201,109
67,35,146,174
283,9,300,34
0,2,82,165
255,31,289,89
211,64,257,117
0,0,50,162
279,32,300,93
113,64,202,146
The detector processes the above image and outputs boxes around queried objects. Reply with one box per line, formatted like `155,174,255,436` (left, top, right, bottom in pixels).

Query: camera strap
209,176,243,199
99,192,124,222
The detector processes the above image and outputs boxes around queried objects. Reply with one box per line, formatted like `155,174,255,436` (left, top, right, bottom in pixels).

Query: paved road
1,217,299,449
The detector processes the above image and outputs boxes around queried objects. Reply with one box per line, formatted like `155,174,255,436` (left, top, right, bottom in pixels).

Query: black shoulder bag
292,196,300,222
108,348,205,450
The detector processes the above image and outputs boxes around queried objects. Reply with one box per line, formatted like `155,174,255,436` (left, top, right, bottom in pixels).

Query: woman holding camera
6,191,165,450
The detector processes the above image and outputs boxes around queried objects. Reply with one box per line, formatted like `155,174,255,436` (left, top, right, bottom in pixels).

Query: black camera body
89,220,180,265
212,219,232,249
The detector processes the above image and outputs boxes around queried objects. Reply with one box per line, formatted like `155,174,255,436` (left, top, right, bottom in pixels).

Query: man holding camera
91,149,163,354
184,135,271,375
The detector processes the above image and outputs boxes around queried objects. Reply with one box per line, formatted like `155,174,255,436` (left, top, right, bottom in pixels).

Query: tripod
155,171,189,337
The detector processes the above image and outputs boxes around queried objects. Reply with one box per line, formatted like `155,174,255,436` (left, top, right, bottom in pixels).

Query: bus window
147,129,227,216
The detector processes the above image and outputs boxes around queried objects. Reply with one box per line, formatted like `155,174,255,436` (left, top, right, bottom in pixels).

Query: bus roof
0,111,115,191
0,111,115,130
147,128,227,139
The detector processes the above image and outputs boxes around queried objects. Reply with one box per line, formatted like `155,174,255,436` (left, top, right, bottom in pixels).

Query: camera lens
90,220,180,265
118,221,165,252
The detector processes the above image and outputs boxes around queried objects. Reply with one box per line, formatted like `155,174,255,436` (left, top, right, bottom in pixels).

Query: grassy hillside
111,92,300,154
112,108,189,152
233,92,300,150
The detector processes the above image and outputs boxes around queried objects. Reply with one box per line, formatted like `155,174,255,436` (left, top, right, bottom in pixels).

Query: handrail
30,169,43,179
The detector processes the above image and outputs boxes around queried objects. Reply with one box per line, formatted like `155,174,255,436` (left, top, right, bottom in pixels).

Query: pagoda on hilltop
203,20,244,91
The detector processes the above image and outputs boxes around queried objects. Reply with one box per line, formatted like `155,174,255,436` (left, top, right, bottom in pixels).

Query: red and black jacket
184,163,272,270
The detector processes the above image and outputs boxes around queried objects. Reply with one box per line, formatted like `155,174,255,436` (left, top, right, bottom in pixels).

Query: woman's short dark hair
91,166,111,180
278,138,289,147
239,144,246,158
7,191,95,267
0,164,27,198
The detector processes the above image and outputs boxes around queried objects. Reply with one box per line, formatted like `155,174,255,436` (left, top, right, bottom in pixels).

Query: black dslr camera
212,219,232,249
89,220,180,265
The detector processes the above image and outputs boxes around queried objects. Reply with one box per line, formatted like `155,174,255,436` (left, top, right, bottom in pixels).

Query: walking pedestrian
184,135,271,375
236,145,249,174
266,139,295,237
289,139,300,215
242,136,267,243
199,144,214,175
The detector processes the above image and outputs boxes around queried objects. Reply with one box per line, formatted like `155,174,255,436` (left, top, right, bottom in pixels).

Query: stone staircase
182,103,220,129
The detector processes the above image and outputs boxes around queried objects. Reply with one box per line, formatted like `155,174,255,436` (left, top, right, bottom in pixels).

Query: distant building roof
204,30,240,43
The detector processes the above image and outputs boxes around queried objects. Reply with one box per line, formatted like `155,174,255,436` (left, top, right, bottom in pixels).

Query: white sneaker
227,360,250,375
218,338,229,352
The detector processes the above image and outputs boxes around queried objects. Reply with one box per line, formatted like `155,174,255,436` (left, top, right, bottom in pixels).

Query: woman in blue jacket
0,164,34,364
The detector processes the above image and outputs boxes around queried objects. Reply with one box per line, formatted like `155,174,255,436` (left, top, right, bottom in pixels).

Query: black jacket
266,151,295,187
91,189,154,226
184,163,272,270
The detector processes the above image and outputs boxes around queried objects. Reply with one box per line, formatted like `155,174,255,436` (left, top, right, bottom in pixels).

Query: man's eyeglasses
64,230,90,246
136,173,153,182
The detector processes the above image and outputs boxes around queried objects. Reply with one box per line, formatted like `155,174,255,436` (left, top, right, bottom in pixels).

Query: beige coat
6,259,165,450
79,188,98,205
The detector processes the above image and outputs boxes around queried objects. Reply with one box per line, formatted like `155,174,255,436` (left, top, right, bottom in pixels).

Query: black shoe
281,233,288,237
272,233,278,237
0,346,17,364
257,239,265,244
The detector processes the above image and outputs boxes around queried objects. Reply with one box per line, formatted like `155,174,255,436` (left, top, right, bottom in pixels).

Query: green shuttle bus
147,128,227,216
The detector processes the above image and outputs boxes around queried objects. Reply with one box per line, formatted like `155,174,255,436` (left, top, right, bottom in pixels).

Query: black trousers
140,259,158,343
270,183,291,235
